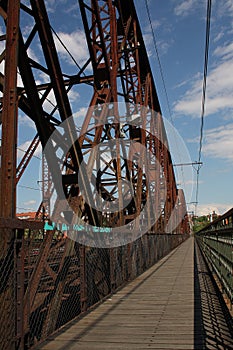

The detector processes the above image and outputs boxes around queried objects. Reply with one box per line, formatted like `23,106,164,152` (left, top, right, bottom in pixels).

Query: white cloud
194,203,232,216
68,89,80,103
203,124,233,161
213,42,233,60
143,32,171,58
38,71,50,84
45,0,56,13
224,0,233,14
213,31,224,43
73,107,88,130
216,0,233,20
45,0,72,13
174,42,233,118
23,200,37,206
188,123,233,161
141,16,172,58
64,2,79,14
41,90,56,113
19,115,36,130
17,140,42,160
174,0,195,17
144,20,161,32
54,30,89,68
183,179,203,186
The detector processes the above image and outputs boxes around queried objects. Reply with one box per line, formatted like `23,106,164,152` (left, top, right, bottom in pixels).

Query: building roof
16,212,37,220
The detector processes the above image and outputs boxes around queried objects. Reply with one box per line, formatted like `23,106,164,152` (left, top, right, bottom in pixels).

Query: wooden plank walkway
38,237,233,350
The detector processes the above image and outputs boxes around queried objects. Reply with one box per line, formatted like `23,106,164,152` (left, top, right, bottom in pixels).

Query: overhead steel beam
0,1,190,349
16,134,40,184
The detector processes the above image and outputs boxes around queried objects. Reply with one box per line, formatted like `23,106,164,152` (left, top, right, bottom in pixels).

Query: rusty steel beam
80,245,87,312
16,134,40,184
0,1,190,348
79,0,111,88
23,232,54,335
0,0,180,233
29,0,100,226
0,2,20,349
22,5,100,206
78,0,138,226
76,0,179,231
15,229,25,350
17,24,98,225
18,31,55,145
177,189,189,234
41,239,76,338
30,0,73,122
0,0,19,218
0,217,43,230
41,155,52,218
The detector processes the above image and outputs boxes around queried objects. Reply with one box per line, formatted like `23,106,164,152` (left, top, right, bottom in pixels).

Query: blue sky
1,0,232,217
136,0,233,216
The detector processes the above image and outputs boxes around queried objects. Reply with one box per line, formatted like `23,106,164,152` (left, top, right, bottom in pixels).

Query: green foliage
193,215,209,233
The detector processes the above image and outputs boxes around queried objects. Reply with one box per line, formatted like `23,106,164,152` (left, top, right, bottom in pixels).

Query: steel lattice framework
0,1,189,349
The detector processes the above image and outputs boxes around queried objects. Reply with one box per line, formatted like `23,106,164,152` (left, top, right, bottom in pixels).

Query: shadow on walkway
194,240,233,349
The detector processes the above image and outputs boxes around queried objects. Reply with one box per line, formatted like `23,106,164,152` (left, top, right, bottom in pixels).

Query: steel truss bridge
0,1,232,349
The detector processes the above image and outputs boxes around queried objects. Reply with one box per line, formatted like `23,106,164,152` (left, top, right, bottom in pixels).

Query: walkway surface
38,237,233,350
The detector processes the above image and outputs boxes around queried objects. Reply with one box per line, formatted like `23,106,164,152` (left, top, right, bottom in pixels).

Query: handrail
196,228,233,313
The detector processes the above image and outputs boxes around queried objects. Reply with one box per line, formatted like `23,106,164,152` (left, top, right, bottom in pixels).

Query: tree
193,215,209,233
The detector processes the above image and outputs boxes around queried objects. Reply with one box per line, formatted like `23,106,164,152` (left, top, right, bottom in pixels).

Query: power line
1,139,41,161
144,0,174,126
144,0,186,194
16,206,37,212
50,25,102,99
18,185,42,192
17,146,41,160
198,0,212,165
50,25,83,72
195,0,212,216
173,161,203,167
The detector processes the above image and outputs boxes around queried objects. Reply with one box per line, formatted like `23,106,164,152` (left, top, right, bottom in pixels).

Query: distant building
207,210,219,223
17,212,37,220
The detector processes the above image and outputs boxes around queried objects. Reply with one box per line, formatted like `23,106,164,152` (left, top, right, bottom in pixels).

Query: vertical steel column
0,1,20,217
42,155,52,217
0,2,20,349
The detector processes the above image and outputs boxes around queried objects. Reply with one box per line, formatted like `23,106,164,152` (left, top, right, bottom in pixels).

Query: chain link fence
0,228,16,350
0,223,188,349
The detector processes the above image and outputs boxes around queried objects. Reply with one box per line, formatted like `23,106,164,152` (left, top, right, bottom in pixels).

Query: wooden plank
39,238,195,349
38,238,233,350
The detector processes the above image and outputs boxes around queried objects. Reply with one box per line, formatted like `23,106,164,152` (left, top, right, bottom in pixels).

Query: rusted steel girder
0,2,20,350
177,189,189,234
0,0,181,233
77,0,179,231
0,1,189,348
0,0,19,218
16,134,40,184
0,217,43,230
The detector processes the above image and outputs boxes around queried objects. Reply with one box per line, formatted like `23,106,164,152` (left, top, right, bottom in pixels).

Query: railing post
15,229,25,350
80,244,87,312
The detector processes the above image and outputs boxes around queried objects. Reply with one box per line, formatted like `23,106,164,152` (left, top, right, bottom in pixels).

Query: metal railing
196,208,233,312
0,218,189,349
